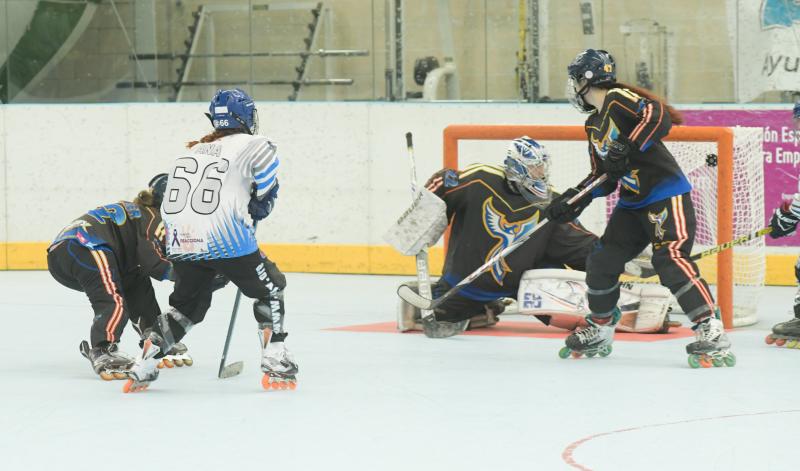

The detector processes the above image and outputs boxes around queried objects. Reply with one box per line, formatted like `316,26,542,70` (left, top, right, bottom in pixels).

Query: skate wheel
261,375,271,390
112,371,128,380
571,351,583,359
99,371,115,381
765,334,776,345
688,355,701,368
787,339,798,349
174,359,184,367
776,338,787,347
558,347,572,359
288,381,297,390
162,359,174,368
599,345,612,357
711,357,723,368
123,379,134,393
157,360,164,369
585,351,597,358
184,358,194,366
699,356,713,368
724,354,736,367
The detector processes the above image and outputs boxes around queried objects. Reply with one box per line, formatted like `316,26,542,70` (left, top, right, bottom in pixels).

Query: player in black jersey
417,137,598,333
47,175,176,380
545,49,734,367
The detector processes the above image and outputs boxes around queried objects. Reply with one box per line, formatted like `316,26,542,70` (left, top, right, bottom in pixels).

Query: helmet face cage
504,137,551,202
208,88,258,134
565,49,616,113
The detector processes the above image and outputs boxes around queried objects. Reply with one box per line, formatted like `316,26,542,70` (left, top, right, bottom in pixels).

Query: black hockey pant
432,280,506,323
166,250,286,343
47,240,160,348
586,193,716,322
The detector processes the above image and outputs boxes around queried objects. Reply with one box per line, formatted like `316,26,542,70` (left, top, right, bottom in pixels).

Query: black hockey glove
543,187,592,224
604,136,633,181
248,180,279,222
769,201,800,239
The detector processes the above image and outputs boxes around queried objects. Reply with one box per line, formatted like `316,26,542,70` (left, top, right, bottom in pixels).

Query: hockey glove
248,180,279,222
425,168,459,193
604,136,633,181
769,200,800,238
543,187,592,224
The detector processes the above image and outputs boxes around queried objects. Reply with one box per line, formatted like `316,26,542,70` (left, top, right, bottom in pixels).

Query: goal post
443,124,764,329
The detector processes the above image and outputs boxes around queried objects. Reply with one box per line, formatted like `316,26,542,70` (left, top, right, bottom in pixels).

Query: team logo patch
482,197,539,285
648,208,669,240
590,119,621,158
620,169,641,194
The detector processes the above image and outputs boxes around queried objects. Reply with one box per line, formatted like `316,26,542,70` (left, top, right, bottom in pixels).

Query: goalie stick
404,132,437,321
397,175,609,310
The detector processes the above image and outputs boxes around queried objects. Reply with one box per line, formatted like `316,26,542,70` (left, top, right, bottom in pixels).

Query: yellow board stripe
1,242,797,286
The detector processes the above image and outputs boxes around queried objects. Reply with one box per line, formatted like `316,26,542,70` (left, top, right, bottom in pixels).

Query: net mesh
453,126,764,326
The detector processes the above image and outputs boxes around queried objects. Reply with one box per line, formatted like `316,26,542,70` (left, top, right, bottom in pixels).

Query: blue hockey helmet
148,173,169,206
566,49,616,112
206,88,258,134
504,136,551,204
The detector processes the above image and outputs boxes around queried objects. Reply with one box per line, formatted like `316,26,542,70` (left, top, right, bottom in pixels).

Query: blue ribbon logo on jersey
761,0,800,29
482,197,539,285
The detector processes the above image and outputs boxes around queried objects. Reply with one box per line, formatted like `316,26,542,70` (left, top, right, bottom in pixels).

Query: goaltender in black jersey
419,137,597,329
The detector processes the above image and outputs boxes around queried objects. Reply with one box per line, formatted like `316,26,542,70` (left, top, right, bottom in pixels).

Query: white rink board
0,102,585,245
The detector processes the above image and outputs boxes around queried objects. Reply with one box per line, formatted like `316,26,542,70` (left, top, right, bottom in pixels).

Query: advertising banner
683,108,799,247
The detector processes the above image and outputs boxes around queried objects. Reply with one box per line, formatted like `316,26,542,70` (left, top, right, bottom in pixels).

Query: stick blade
397,283,434,309
218,361,244,379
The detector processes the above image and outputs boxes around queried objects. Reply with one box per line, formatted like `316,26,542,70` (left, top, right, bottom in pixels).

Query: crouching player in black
47,175,177,380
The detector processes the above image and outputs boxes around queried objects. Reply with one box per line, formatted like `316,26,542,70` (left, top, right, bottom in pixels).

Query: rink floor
1,271,798,471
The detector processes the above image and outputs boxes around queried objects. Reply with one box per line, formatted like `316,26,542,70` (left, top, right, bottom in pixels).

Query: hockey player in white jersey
124,88,297,393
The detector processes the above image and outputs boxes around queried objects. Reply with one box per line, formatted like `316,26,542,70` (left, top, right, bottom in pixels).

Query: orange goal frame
443,124,736,329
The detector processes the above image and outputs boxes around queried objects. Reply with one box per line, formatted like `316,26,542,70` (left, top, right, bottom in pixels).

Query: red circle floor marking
562,409,800,471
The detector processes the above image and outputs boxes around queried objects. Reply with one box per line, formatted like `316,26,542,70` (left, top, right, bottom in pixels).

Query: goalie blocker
397,268,675,334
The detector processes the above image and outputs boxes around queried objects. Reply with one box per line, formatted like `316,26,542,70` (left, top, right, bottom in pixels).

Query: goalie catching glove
769,196,800,239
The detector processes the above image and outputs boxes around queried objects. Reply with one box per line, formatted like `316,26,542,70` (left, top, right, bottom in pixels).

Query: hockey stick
218,288,245,378
688,226,772,262
398,175,609,310
404,132,436,321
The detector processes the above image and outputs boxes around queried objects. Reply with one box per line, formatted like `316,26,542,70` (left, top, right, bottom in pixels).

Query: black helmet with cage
566,49,616,113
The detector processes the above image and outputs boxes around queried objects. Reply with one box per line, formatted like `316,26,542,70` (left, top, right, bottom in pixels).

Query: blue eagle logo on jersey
590,119,621,158
761,0,800,29
620,169,641,194
482,197,539,285
647,207,669,240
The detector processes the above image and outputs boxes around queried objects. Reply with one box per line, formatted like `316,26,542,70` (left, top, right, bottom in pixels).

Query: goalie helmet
566,49,616,113
206,88,258,135
504,137,551,204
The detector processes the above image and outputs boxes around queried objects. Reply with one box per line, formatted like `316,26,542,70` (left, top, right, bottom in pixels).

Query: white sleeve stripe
251,151,276,174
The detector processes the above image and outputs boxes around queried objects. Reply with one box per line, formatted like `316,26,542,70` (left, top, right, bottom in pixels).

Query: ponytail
597,82,683,125
187,128,242,148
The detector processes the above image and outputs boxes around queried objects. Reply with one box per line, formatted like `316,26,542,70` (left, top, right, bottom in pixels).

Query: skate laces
575,324,602,344
694,318,722,342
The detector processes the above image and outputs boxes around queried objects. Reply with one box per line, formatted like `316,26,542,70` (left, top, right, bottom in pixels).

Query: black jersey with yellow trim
50,201,172,281
579,87,691,209
429,163,597,299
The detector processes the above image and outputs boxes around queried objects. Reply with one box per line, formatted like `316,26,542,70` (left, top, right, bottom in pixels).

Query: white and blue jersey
162,133,278,260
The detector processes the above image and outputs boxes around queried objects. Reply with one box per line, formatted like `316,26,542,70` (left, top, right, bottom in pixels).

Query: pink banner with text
682,109,800,247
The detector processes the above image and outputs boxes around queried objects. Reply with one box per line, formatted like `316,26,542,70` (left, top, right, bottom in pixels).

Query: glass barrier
1,0,798,104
